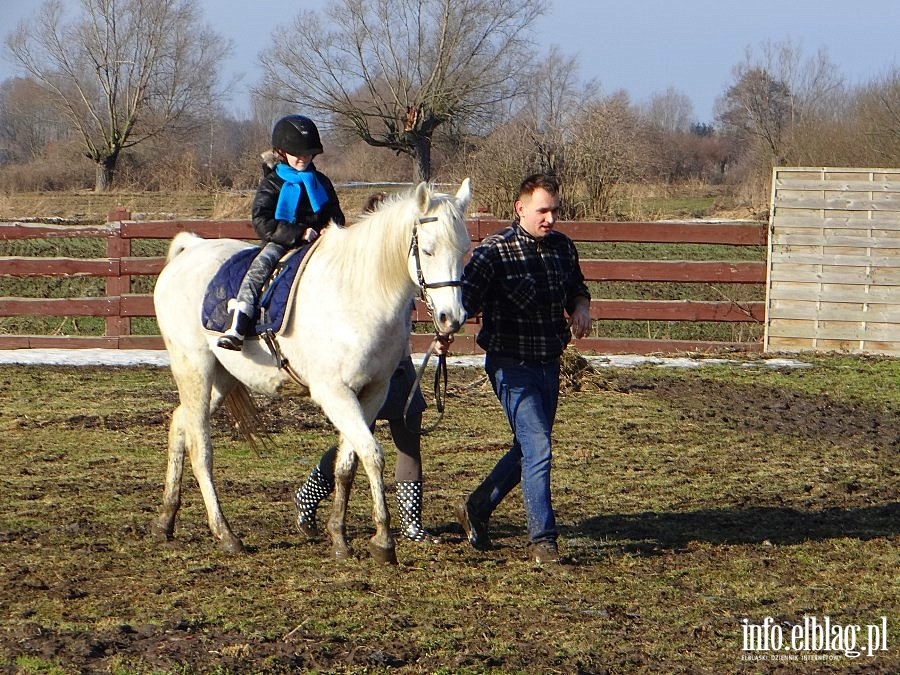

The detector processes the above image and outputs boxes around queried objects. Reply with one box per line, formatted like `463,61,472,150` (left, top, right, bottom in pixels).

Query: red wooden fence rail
0,213,768,354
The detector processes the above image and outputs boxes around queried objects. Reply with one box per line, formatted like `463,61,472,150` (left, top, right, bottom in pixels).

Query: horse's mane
313,184,469,313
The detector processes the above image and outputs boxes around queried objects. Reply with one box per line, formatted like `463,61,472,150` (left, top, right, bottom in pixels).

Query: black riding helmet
272,115,324,157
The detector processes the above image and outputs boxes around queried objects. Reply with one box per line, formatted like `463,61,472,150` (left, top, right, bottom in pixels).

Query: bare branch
4,0,232,190
255,0,547,181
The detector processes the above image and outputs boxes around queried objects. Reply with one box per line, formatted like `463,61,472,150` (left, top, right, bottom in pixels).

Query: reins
403,335,450,435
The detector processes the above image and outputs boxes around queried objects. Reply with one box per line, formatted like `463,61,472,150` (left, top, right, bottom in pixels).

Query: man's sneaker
529,540,559,563
455,497,492,550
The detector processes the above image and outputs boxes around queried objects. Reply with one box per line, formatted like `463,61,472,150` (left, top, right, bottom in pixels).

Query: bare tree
565,92,649,219
715,41,843,163
464,119,543,218
642,87,694,134
716,66,792,161
460,47,598,217
515,45,600,175
5,0,231,191
0,77,69,162
639,87,701,182
519,46,598,136
256,0,548,182
853,66,900,165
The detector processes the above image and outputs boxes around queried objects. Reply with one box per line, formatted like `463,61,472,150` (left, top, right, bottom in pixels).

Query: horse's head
407,178,472,336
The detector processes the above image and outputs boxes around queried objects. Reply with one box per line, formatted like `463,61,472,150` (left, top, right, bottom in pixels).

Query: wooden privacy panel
765,167,900,355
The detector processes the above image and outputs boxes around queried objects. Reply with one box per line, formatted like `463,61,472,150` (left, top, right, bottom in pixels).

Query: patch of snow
0,349,811,370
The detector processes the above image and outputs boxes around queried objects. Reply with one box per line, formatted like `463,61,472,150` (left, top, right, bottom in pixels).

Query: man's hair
518,173,560,201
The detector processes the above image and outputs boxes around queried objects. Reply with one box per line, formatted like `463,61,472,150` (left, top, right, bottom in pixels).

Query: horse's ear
414,181,430,214
455,178,471,211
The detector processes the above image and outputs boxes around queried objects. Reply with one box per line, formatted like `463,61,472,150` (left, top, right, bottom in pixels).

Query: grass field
0,353,897,673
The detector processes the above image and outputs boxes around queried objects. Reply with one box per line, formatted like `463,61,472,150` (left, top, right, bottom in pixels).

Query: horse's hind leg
157,355,244,554
327,443,357,560
186,372,245,554
152,404,187,543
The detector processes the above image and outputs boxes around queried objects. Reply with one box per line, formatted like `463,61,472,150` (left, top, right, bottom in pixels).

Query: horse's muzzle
434,311,465,337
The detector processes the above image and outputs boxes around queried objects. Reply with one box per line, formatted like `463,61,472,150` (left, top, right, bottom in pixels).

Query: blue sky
3,0,899,123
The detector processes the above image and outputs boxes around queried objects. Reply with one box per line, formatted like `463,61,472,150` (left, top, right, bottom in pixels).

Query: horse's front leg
310,382,397,563
327,435,395,563
327,443,357,559
355,434,397,564
316,386,396,564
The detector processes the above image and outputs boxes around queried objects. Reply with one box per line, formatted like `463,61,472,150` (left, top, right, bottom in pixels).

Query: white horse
152,179,472,562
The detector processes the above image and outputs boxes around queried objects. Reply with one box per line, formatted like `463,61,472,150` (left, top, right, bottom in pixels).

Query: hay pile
559,347,597,393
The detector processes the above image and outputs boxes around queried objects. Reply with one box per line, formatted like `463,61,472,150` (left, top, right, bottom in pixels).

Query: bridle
403,215,463,434
408,216,462,335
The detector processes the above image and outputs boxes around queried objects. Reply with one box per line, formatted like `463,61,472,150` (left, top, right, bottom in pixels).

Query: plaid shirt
462,221,591,361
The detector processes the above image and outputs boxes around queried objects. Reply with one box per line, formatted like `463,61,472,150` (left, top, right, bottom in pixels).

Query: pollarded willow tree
5,0,231,191
257,0,548,182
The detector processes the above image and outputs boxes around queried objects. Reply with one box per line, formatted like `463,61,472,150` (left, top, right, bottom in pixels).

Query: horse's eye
422,249,434,257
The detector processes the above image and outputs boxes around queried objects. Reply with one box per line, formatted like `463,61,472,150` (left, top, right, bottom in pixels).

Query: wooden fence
765,167,900,356
0,210,768,354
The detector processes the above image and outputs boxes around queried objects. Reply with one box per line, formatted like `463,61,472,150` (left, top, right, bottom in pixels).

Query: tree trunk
94,153,118,192
411,133,432,183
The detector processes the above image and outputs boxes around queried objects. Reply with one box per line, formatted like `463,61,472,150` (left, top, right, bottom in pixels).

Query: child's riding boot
217,299,254,351
395,480,436,542
294,461,335,539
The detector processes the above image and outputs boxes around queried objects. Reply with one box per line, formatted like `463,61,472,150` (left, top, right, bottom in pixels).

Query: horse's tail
224,382,273,454
164,231,201,264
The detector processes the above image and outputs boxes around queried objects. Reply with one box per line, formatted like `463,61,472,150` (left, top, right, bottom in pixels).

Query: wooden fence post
106,208,132,342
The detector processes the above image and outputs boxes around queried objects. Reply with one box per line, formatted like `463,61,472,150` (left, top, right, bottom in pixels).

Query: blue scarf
274,162,330,222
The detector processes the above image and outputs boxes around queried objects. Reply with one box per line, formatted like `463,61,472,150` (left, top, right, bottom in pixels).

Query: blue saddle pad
202,245,309,338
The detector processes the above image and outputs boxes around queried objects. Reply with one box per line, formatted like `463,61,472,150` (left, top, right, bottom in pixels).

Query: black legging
315,407,423,483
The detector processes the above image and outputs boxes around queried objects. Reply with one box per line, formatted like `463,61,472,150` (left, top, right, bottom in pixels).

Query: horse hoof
150,519,173,543
219,535,246,555
368,541,398,565
332,545,353,560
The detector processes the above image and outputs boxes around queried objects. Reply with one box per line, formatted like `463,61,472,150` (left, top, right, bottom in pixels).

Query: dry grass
0,186,400,224
0,182,761,225
0,354,897,673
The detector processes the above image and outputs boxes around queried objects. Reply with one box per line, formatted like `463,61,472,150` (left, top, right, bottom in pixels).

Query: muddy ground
1,360,897,673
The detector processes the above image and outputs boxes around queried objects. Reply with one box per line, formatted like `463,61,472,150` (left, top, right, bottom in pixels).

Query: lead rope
404,335,449,435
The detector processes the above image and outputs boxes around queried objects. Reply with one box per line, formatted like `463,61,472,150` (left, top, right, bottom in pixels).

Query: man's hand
568,299,591,339
432,333,454,356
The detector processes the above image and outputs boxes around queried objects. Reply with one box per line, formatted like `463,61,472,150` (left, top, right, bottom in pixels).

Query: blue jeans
468,354,560,544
